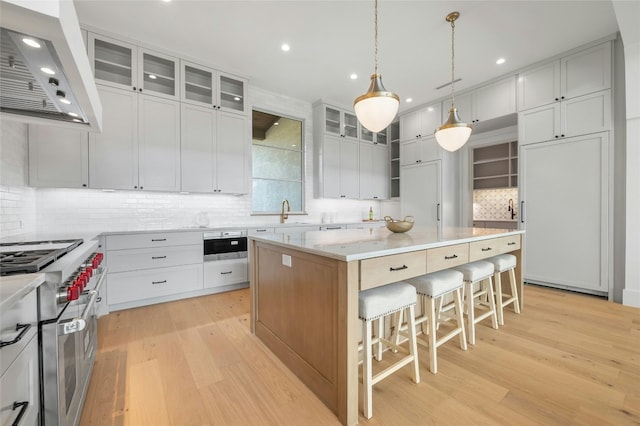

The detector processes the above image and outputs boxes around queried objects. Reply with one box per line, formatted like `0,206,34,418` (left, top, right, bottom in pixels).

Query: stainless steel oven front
39,250,105,426
203,231,248,261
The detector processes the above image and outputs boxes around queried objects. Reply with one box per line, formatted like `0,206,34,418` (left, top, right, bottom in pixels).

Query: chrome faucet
281,199,290,223
508,198,516,220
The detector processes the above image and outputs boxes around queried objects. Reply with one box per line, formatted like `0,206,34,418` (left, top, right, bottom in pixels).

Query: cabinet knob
561,96,565,100
561,134,565,137
555,97,559,101
134,185,137,189
555,135,559,138
140,186,143,189
82,184,87,187
139,88,142,92
340,195,346,198
133,87,136,91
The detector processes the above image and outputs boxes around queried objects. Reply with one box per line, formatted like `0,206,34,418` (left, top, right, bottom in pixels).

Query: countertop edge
0,273,45,311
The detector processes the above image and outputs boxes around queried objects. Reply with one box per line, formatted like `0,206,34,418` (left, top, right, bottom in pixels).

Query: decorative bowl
384,215,414,233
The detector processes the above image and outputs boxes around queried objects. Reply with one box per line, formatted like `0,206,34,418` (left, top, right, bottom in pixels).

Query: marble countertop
0,273,45,311
249,226,525,261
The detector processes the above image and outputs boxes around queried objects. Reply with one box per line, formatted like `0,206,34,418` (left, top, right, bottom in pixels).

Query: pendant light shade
354,74,399,133
435,11,472,151
354,0,399,133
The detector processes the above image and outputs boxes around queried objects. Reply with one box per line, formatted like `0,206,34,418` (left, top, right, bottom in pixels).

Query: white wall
0,120,36,238
4,88,383,235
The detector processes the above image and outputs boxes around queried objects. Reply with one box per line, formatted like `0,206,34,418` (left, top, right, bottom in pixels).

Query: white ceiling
74,0,619,114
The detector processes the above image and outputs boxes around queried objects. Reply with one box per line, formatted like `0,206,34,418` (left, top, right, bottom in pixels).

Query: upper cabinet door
561,42,611,100
181,61,215,107
517,60,561,111
217,72,247,115
138,48,180,100
473,76,517,122
89,33,137,91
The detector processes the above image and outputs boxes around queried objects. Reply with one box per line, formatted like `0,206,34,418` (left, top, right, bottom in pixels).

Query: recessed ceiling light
427,107,434,112
234,96,241,101
40,67,55,75
22,38,41,48
350,73,358,80
68,112,79,117
162,0,171,3
496,57,506,65
406,98,412,103
281,43,290,52
148,74,157,79
72,118,82,123
60,99,71,105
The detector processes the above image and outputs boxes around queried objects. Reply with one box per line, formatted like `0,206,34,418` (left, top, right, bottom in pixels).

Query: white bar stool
405,269,467,374
486,254,521,325
359,281,420,419
453,261,498,345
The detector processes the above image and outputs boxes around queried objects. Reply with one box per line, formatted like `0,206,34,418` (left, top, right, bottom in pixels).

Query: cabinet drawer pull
151,238,167,242
507,242,517,246
220,271,233,275
151,256,167,260
481,247,492,252
12,401,29,426
255,229,267,232
444,254,458,260
389,265,408,272
0,323,31,348
152,280,167,285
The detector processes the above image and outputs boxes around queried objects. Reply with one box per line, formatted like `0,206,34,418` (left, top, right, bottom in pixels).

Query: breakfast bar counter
249,226,525,425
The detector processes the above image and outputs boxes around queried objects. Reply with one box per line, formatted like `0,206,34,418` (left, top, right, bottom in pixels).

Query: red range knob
67,285,80,301
85,266,93,277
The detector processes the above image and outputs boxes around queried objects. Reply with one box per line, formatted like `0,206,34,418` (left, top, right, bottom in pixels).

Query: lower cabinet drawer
107,244,202,272
426,243,469,273
0,335,39,426
108,264,203,305
360,250,427,290
469,234,521,261
204,259,248,288
1,290,37,376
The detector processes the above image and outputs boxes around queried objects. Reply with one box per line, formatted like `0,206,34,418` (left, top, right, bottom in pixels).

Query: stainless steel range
0,238,105,426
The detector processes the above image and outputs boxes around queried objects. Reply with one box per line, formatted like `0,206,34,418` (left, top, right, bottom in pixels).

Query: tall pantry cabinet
518,41,613,294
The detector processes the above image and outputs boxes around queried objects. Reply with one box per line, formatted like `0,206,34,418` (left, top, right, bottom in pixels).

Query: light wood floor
80,284,640,426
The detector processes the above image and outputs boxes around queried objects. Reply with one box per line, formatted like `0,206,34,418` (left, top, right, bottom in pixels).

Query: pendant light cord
450,17,456,109
374,0,379,74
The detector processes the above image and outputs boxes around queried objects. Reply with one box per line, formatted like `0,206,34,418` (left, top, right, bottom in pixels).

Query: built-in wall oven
203,231,249,289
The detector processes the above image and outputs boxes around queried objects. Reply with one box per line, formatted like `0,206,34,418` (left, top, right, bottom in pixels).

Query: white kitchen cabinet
138,95,181,191
316,135,359,199
347,221,386,230
441,76,516,125
204,259,248,288
315,103,359,140
519,90,611,145
517,42,611,111
89,85,138,190
28,125,89,188
359,143,388,200
1,287,39,426
399,135,442,166
181,103,248,194
89,85,181,191
519,132,610,294
89,33,180,101
105,231,204,310
181,60,247,115
400,103,441,141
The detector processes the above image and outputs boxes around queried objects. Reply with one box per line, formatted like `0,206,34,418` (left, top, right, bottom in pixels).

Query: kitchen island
249,226,525,426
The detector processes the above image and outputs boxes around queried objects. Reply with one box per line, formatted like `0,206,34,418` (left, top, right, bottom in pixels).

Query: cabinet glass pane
143,53,175,95
390,122,399,141
391,179,400,198
344,112,358,138
325,107,341,134
94,39,132,86
220,76,244,112
361,127,373,142
375,130,387,145
185,65,213,104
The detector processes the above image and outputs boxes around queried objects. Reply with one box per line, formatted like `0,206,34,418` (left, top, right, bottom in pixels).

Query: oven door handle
58,270,105,336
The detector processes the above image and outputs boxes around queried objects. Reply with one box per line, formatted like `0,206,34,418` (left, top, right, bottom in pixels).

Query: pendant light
435,11,472,152
354,0,399,133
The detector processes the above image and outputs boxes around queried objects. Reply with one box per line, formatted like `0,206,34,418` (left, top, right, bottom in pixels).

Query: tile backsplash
473,188,519,221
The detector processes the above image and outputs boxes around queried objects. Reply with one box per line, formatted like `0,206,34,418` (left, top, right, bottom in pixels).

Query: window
252,110,304,213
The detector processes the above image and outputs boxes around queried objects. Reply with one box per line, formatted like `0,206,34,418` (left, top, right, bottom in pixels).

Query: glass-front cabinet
360,124,388,145
323,106,358,139
181,61,247,115
88,33,179,100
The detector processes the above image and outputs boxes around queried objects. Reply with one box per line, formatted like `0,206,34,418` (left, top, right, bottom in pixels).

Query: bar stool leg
494,271,505,326
426,296,438,373
510,268,521,314
453,288,467,351
376,318,384,361
407,305,420,383
363,320,373,419
465,282,476,345
485,277,499,329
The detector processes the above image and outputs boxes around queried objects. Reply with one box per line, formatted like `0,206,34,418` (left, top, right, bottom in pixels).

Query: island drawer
469,235,521,261
360,250,427,290
426,243,469,273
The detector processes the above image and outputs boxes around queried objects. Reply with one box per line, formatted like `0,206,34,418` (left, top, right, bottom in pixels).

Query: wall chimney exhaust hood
0,0,102,131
